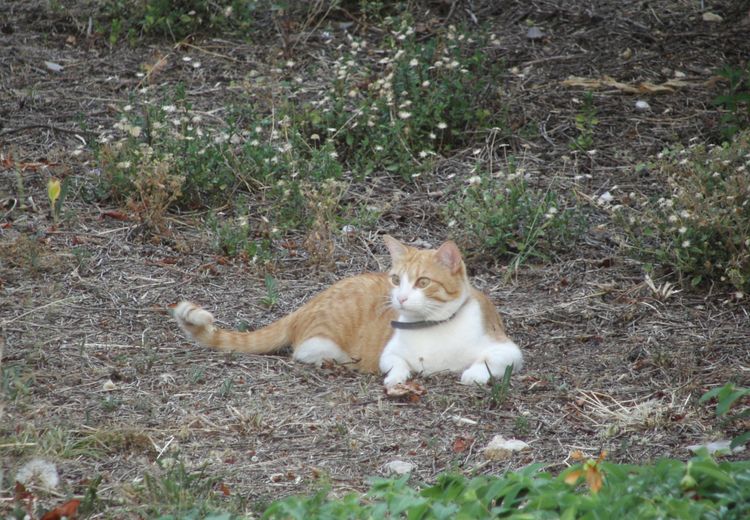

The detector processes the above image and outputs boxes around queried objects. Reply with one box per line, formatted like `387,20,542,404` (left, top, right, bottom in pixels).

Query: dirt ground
1,0,749,516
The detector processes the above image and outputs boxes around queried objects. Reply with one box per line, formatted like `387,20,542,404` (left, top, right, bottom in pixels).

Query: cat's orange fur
173,236,522,384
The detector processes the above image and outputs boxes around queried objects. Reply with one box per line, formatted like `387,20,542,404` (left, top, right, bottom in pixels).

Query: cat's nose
398,295,408,305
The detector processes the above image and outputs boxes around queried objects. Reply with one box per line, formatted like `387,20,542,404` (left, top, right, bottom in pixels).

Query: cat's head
384,236,468,320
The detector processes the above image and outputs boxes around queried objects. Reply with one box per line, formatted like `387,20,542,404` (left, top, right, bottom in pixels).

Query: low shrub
447,168,578,269
262,451,750,519
617,130,750,293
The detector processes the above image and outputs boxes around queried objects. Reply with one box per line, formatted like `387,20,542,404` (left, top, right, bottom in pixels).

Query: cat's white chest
384,299,489,375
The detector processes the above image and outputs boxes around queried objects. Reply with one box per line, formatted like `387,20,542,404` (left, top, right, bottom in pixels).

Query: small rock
687,440,745,455
635,100,651,111
702,12,723,22
44,61,63,73
483,435,530,461
384,460,415,475
526,27,544,40
102,379,117,391
597,191,614,205
341,224,356,236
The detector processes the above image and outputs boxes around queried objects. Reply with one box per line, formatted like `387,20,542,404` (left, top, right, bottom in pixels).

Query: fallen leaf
100,210,129,221
452,436,474,453
47,178,61,207
218,482,231,496
14,482,32,501
40,499,81,520
385,381,427,402
563,75,697,95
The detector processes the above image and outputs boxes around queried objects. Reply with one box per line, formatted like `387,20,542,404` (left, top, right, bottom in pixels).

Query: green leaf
730,431,750,450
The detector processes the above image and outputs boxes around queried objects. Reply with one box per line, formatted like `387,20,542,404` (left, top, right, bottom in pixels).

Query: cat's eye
390,274,400,285
415,277,431,288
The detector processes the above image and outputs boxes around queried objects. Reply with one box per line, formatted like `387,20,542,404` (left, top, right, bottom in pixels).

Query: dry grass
2,0,749,516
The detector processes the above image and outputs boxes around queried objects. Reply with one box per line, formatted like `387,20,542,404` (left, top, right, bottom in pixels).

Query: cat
172,235,522,387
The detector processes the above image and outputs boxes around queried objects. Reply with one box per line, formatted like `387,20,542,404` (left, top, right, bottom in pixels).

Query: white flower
678,226,687,234
123,104,133,112
16,459,59,489
421,80,430,88
398,111,412,119
162,105,177,113
467,175,481,186
310,134,320,141
329,151,339,159
418,150,428,158
116,161,131,169
409,58,419,67
428,132,436,139
437,122,447,130
682,240,691,248
668,215,678,223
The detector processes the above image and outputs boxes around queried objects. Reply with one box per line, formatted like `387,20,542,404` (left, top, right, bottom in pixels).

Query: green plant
261,275,279,309
487,364,513,408
99,0,261,42
262,452,750,519
571,91,599,151
617,130,750,292
217,378,234,398
700,383,750,449
713,64,750,139
447,169,578,270
132,458,232,518
305,21,507,178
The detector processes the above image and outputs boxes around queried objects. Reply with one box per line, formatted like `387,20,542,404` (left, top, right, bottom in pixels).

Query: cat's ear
435,240,463,273
384,235,409,262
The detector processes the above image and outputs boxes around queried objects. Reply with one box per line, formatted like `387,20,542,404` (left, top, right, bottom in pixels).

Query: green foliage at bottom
262,452,750,520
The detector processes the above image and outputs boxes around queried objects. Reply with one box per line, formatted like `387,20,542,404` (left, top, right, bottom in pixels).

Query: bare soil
1,0,749,516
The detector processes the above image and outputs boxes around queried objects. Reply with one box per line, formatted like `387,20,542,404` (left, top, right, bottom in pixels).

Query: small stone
102,379,116,391
702,12,723,23
635,100,651,111
483,435,530,460
384,460,415,475
526,27,544,40
341,224,356,236
44,61,63,73
687,440,745,455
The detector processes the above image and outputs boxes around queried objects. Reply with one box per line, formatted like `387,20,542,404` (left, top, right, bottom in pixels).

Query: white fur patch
379,298,523,386
293,337,352,366
174,301,214,326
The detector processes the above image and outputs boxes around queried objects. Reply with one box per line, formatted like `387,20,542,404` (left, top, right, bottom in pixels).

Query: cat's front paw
383,366,410,388
460,363,492,385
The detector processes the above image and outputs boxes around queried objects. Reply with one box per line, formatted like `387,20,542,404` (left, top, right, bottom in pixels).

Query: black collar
391,298,469,330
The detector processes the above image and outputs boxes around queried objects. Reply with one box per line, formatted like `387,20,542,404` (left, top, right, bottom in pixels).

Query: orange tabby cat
173,236,522,386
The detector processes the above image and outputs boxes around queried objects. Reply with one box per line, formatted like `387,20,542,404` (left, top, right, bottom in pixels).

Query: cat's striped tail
172,301,293,354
